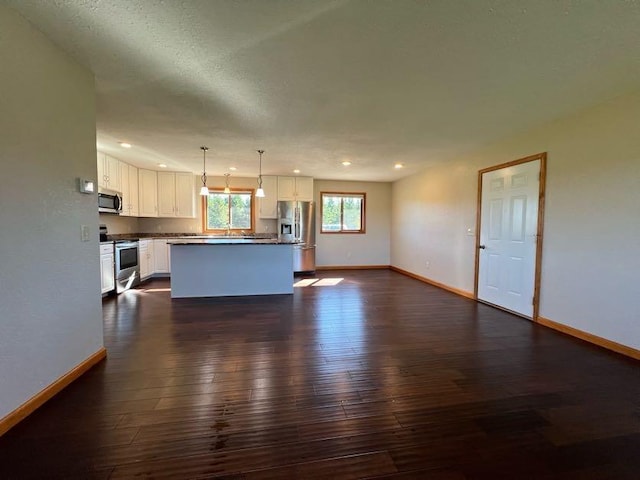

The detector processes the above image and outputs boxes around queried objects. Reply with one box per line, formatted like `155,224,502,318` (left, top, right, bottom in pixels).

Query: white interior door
478,159,540,317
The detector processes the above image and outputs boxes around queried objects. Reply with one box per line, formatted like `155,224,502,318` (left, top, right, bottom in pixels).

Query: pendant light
256,149,265,198
223,173,231,194
199,146,209,196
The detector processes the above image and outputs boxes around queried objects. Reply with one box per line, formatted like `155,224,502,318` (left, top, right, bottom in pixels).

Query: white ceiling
7,0,640,181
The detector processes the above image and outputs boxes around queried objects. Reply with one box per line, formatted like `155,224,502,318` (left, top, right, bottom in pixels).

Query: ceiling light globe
199,186,209,196
256,188,265,198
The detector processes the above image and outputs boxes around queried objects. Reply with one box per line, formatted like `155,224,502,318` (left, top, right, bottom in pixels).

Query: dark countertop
168,238,296,245
107,232,277,241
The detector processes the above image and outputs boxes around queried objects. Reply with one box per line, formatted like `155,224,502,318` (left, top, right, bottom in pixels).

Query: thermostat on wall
78,178,95,194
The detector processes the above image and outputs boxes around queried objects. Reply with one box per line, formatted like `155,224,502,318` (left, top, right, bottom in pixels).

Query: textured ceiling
6,0,640,181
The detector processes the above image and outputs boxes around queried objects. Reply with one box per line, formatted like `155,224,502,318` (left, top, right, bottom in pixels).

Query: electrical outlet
425,261,430,269
81,225,90,242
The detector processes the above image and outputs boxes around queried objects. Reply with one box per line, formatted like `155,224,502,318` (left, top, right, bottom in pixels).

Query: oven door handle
115,242,139,249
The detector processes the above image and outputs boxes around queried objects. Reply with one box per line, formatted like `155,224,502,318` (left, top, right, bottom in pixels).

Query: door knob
479,245,486,249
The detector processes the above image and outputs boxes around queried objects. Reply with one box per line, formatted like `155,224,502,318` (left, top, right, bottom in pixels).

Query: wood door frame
473,152,547,320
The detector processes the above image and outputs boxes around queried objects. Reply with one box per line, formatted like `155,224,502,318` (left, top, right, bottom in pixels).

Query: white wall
315,180,391,267
0,6,103,420
392,91,640,350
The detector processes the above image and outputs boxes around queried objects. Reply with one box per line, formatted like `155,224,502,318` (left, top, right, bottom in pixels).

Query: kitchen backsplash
99,214,139,234
100,213,277,235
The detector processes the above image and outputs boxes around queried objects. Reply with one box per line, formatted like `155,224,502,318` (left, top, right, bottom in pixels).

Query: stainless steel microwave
98,189,122,214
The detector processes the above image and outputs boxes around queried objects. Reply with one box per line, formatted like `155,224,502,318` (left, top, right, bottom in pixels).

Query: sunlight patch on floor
294,278,344,287
293,278,319,287
313,278,344,286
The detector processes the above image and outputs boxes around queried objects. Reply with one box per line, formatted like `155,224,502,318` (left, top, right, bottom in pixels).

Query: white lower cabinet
139,239,154,280
100,244,115,294
153,238,172,274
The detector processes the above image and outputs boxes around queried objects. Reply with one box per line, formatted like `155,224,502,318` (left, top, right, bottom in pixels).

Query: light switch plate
81,225,90,242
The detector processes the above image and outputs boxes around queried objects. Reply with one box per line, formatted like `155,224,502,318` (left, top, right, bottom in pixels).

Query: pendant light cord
257,149,264,188
201,146,209,188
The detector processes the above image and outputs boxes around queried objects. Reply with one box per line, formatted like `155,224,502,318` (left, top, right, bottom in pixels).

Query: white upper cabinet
157,172,177,217
138,169,158,217
277,176,314,202
128,165,139,216
97,152,121,192
97,152,105,187
277,176,296,201
174,173,195,218
258,175,278,219
119,163,139,217
295,177,314,201
157,172,195,218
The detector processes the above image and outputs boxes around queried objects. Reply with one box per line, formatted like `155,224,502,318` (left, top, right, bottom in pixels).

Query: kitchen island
168,239,294,298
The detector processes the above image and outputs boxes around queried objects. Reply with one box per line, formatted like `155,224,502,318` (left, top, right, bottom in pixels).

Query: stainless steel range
115,240,140,293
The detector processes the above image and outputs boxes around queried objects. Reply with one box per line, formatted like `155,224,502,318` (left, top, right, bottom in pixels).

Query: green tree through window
321,192,366,233
203,189,253,233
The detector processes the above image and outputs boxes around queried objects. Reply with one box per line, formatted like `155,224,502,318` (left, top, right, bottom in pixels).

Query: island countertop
167,238,297,245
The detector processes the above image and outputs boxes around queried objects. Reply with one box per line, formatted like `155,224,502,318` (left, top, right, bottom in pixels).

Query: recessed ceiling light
394,163,404,169
293,169,300,174
229,166,237,171
158,163,167,168
342,161,351,166
120,142,132,148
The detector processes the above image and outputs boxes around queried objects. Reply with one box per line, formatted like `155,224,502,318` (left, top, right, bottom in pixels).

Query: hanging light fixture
255,149,265,198
199,146,209,196
223,173,231,194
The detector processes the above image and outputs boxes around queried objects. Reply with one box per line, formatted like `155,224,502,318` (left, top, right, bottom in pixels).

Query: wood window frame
201,187,255,234
320,191,366,234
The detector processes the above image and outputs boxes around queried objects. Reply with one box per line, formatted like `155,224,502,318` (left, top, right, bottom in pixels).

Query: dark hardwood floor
1,270,639,479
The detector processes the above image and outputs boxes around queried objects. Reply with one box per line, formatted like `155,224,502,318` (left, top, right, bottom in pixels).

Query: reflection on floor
294,277,344,287
1,270,639,479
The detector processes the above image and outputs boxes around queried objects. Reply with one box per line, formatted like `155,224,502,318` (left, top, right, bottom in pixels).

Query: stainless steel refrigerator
277,201,316,273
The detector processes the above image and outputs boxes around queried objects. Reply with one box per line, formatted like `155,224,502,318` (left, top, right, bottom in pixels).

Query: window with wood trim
320,192,366,234
202,188,254,233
